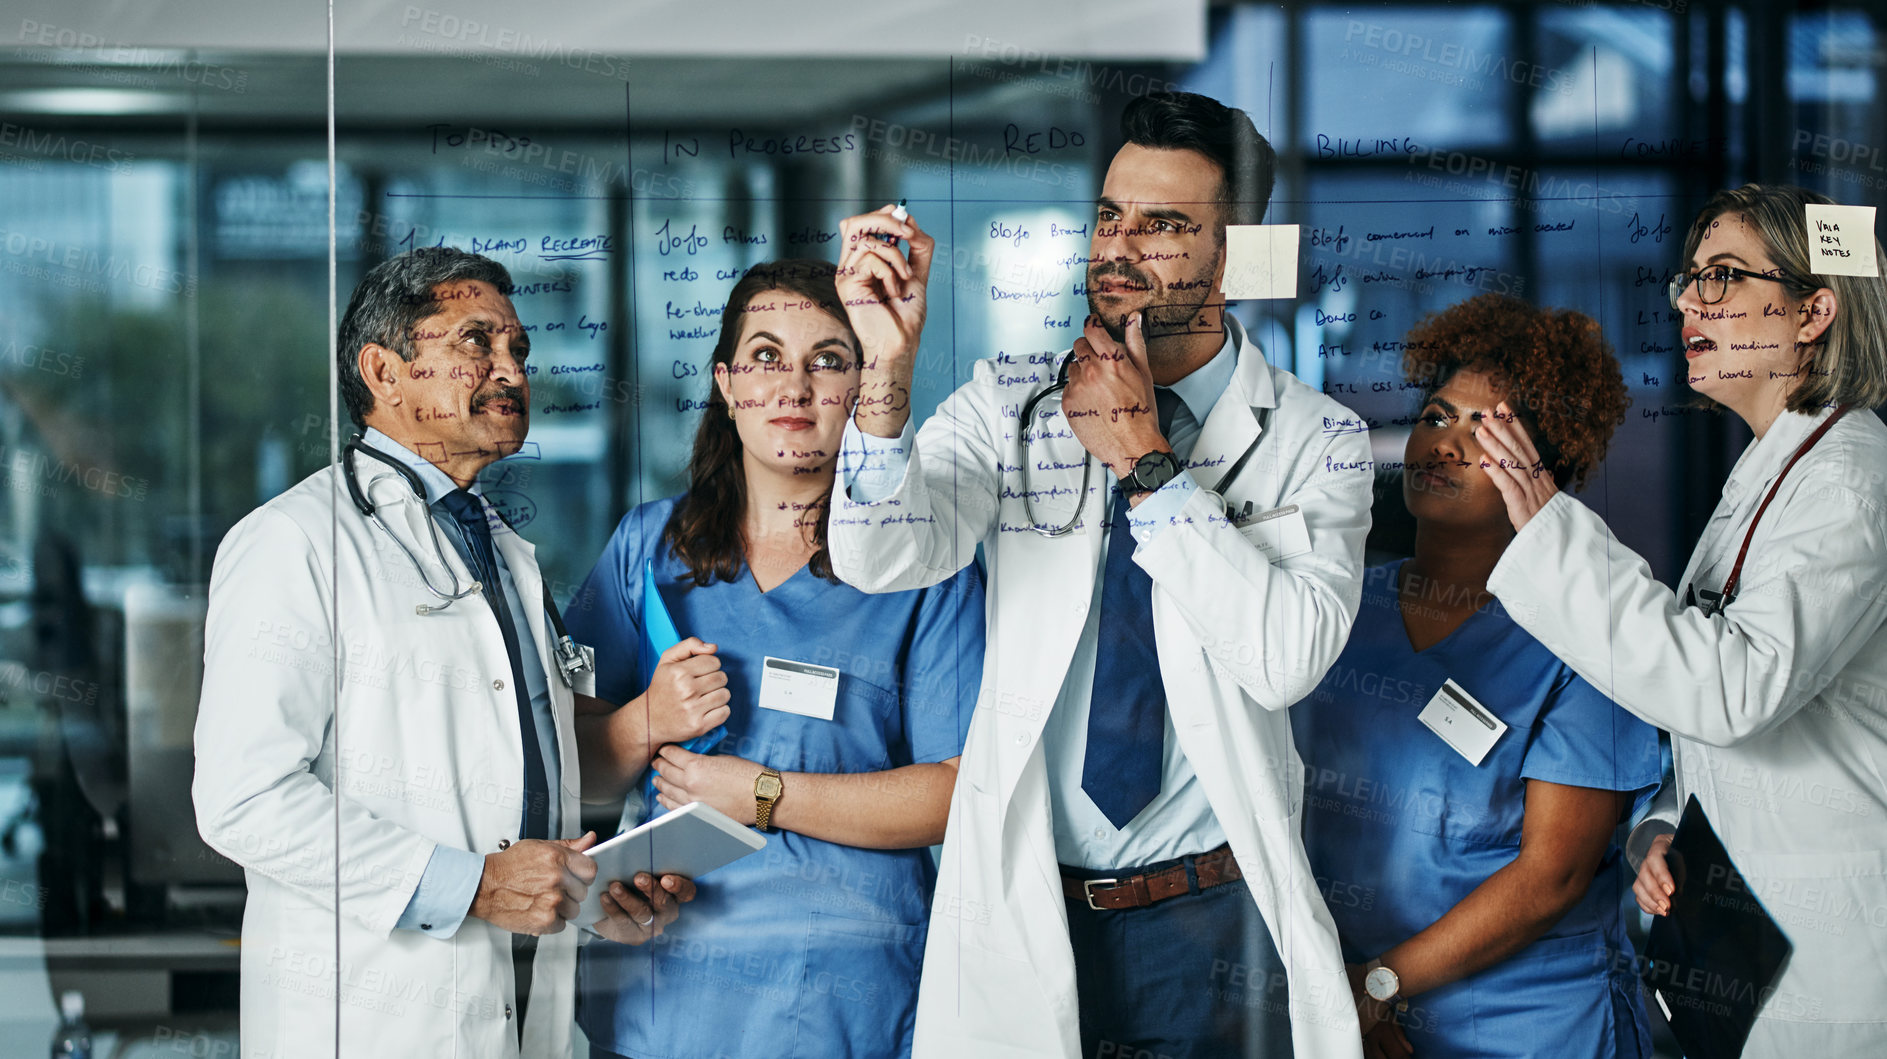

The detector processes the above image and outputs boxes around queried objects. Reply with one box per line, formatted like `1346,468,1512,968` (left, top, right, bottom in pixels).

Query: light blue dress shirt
840,329,1242,868
360,428,563,938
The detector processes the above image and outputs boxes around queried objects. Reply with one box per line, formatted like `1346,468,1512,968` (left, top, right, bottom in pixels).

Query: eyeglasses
1667,264,1792,311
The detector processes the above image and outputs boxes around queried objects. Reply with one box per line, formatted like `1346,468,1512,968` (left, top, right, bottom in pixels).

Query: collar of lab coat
348,428,486,592
354,426,533,566
1187,315,1276,483
1722,404,1840,502
1222,313,1277,411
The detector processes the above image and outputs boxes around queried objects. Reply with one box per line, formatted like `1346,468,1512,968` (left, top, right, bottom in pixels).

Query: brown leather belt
1060,843,1242,911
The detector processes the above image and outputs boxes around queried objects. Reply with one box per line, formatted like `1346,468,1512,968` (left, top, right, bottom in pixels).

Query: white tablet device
576,801,767,928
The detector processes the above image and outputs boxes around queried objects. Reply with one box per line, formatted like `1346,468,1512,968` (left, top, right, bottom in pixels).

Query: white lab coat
1489,404,1887,1055
828,322,1372,1058
192,458,587,1059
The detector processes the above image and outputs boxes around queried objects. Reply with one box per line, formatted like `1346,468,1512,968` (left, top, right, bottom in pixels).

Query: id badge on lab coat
758,656,840,721
1417,679,1508,766
1237,504,1312,563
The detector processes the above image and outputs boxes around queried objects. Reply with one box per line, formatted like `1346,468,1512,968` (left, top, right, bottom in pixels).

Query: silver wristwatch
1364,958,1402,1004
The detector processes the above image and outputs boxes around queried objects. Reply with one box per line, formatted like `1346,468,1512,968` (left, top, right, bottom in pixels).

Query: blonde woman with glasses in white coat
1473,183,1887,1057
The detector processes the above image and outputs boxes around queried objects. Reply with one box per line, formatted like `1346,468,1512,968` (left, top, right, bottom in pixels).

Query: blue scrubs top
563,496,985,1059
1292,560,1661,1059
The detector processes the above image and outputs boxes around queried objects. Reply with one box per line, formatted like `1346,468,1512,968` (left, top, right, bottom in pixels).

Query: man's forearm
852,359,914,438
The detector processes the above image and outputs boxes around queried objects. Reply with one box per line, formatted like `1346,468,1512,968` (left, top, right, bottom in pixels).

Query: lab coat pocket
1729,846,1887,925
1235,504,1312,563
1729,845,1887,880
1719,846,1887,1024
793,910,925,1058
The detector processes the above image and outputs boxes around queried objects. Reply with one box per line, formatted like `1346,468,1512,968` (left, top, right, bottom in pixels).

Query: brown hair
662,259,852,585
1402,293,1629,491
1681,184,1887,414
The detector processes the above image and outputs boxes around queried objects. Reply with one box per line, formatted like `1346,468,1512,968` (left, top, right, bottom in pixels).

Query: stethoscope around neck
344,438,484,613
1682,403,1852,618
341,436,595,686
1016,352,1269,537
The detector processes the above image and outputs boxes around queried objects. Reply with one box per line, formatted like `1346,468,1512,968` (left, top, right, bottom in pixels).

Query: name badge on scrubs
1238,504,1312,562
758,656,840,721
1417,679,1508,766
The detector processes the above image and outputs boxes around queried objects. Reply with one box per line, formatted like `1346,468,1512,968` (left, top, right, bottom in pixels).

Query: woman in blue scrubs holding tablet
1292,294,1660,1059
565,256,983,1059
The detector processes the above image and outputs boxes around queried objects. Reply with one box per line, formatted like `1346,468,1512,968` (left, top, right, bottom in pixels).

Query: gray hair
337,246,514,427
1682,184,1887,413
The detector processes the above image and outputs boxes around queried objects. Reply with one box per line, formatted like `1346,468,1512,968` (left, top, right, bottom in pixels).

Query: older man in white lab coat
829,92,1370,1058
193,247,688,1058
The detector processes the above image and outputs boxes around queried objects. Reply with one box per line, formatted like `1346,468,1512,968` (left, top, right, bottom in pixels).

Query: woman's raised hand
1476,401,1561,531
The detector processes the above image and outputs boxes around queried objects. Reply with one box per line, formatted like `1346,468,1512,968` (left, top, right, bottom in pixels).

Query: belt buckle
1082,877,1119,911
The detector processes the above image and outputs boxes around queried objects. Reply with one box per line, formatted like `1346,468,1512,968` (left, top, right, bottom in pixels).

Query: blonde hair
1682,184,1887,412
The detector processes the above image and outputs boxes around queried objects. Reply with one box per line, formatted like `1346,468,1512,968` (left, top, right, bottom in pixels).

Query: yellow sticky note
1222,224,1299,299
1805,204,1879,278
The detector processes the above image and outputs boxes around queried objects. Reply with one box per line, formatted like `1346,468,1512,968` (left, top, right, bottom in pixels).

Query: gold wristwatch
754,767,784,832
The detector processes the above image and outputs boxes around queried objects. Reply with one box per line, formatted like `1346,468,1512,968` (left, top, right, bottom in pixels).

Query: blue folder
639,559,724,805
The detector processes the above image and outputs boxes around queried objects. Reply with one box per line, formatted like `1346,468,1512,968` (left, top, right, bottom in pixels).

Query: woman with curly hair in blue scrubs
564,259,984,1059
1292,293,1659,1059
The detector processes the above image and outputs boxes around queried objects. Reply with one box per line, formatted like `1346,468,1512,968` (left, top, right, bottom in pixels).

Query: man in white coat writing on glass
829,91,1371,1058
193,247,691,1058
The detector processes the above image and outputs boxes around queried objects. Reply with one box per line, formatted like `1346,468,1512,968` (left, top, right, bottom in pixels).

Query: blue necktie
1082,389,1182,829
439,489,551,842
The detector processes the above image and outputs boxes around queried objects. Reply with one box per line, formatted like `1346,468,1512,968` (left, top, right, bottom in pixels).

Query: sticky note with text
1804,204,1879,278
1222,224,1300,299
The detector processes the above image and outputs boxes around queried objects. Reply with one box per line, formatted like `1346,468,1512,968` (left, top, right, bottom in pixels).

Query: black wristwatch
1119,450,1181,497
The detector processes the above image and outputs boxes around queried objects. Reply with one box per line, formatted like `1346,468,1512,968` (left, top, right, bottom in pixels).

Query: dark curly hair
1402,293,1629,491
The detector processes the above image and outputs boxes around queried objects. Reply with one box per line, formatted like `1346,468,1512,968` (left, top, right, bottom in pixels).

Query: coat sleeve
1488,482,1887,748
192,506,438,938
1133,424,1374,710
828,364,1004,594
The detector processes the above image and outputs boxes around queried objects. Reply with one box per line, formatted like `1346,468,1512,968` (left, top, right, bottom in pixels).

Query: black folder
1638,796,1794,1059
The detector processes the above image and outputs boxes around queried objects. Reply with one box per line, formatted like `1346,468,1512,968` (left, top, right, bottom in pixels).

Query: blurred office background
0,0,1879,1053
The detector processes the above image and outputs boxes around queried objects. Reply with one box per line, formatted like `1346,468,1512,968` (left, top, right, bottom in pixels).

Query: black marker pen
879,199,908,244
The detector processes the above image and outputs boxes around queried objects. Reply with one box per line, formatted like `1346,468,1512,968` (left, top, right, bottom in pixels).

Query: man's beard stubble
1086,251,1223,367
